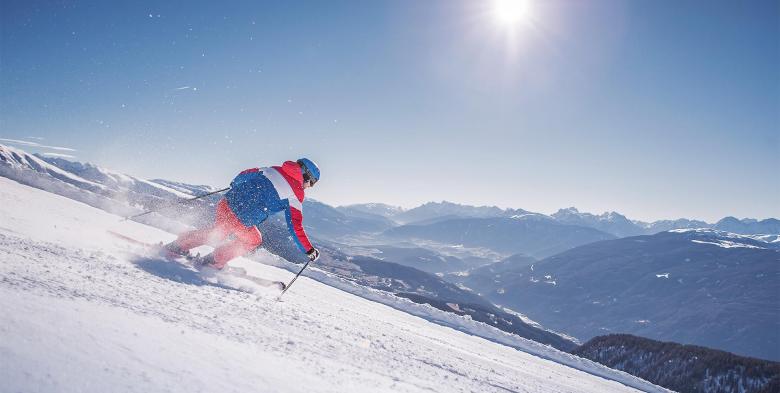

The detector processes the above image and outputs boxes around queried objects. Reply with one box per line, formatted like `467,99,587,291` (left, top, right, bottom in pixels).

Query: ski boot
160,241,192,260
191,253,217,269
190,253,222,282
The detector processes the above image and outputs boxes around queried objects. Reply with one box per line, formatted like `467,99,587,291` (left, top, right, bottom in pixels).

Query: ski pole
122,187,230,221
277,259,312,299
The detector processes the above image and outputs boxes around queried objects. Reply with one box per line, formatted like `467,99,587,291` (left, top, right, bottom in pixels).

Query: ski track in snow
0,177,666,393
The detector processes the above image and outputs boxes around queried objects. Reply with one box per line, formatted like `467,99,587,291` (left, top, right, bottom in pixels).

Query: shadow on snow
132,257,236,292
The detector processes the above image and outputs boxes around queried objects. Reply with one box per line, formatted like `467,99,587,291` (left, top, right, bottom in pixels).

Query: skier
165,158,321,270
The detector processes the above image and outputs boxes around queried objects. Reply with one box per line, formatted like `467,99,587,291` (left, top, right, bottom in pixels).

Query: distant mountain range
554,207,780,237
712,216,780,236
337,203,405,220
343,201,779,238
573,334,779,393
302,200,397,238
459,228,780,361
551,208,648,238
384,216,617,259
392,201,534,225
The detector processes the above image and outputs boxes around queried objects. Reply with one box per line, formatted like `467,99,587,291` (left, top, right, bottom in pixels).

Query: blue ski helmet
297,158,320,186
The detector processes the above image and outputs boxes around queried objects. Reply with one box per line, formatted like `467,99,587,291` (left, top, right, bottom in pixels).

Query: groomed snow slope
0,177,666,393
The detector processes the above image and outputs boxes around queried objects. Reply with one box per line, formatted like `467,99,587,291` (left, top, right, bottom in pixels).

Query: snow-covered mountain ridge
3,144,776,240
346,201,777,237
0,176,667,392
668,228,780,249
1,144,107,193
42,155,198,199
1,144,201,200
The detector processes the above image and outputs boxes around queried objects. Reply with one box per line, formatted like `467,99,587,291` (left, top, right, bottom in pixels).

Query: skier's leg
211,230,262,269
172,199,231,251
174,228,216,251
209,207,263,269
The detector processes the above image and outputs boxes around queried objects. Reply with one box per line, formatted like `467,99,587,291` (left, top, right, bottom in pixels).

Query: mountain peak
553,207,581,217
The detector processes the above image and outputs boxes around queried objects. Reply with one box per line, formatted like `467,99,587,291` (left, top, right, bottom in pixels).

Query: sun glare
493,0,532,28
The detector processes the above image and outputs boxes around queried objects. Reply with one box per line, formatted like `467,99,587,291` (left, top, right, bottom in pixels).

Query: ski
107,230,192,262
107,230,285,290
222,266,286,290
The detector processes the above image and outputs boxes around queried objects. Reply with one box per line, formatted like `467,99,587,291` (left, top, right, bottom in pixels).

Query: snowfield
0,177,666,392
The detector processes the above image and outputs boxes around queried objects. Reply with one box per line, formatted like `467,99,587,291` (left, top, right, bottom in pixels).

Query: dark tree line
572,334,780,393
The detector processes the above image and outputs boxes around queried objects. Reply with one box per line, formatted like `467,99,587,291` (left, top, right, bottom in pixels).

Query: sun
493,0,533,28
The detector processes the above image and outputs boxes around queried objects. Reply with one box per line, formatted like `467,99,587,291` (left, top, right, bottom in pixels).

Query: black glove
306,247,320,262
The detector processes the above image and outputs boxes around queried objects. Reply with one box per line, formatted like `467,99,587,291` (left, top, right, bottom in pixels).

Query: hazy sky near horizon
1,0,778,222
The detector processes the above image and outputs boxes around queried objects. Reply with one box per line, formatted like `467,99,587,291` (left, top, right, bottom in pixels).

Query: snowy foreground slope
0,177,666,393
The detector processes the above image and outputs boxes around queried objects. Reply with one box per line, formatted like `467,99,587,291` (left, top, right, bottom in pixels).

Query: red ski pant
175,199,262,269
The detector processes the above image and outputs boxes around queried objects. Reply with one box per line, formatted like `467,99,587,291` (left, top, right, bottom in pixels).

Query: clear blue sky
1,0,778,222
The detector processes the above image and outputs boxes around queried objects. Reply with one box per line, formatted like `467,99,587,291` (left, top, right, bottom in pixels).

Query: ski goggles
302,166,318,186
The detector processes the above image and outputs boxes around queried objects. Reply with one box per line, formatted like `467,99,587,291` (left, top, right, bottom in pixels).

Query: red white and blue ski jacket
225,161,314,253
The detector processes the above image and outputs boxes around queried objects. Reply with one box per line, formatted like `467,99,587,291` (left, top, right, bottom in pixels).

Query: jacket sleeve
284,202,314,253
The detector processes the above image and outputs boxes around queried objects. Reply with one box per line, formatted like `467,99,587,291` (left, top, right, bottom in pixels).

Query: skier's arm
284,201,314,254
